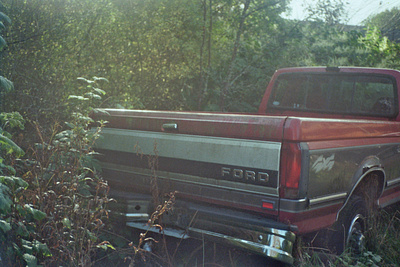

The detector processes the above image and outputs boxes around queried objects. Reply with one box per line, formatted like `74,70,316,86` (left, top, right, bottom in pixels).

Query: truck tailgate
94,109,286,212
92,109,295,264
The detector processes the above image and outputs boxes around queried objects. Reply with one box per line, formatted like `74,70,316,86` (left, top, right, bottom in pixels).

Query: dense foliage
1,0,398,120
0,75,111,266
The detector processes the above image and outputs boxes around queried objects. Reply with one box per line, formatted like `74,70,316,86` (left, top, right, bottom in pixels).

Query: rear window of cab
268,72,398,118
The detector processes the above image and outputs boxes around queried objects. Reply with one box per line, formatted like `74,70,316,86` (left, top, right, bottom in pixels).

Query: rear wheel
331,195,368,254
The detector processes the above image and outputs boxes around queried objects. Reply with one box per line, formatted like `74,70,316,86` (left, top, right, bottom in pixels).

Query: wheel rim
347,214,366,253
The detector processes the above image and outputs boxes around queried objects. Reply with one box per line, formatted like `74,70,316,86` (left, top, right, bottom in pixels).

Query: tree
0,0,291,115
365,7,400,43
305,0,348,25
358,27,400,68
217,0,287,111
3,0,399,119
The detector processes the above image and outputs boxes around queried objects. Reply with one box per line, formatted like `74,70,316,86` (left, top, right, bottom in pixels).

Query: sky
284,0,400,25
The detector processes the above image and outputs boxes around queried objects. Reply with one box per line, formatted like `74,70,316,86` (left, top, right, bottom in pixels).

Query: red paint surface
279,203,343,233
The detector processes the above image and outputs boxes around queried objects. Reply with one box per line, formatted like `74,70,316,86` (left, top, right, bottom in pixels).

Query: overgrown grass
365,204,400,265
294,203,400,267
109,202,400,267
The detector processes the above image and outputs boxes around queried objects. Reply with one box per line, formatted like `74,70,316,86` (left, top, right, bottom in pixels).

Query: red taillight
262,201,274,210
280,142,301,199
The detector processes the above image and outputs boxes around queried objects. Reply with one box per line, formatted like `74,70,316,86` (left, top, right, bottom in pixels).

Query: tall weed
27,76,112,266
0,76,113,266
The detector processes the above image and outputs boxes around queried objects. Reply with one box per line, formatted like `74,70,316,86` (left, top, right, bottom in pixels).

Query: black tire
329,195,368,254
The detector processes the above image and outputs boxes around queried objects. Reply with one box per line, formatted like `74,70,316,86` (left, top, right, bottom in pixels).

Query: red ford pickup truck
93,67,400,264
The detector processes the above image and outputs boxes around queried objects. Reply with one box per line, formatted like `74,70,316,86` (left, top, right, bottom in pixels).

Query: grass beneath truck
98,201,400,267
296,203,400,267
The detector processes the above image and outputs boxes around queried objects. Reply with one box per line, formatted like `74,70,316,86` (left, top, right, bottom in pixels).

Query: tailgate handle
162,123,178,131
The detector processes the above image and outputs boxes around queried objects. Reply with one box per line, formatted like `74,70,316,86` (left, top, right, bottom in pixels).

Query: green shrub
0,76,113,266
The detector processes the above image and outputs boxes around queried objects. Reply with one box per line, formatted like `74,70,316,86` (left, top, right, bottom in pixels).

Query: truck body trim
308,192,347,206
98,128,281,171
387,176,400,187
101,162,280,197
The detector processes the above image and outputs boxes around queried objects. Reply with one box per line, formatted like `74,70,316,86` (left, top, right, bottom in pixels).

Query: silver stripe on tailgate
97,128,281,171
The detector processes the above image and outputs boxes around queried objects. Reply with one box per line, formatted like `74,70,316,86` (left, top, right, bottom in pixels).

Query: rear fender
336,156,386,220
349,155,386,199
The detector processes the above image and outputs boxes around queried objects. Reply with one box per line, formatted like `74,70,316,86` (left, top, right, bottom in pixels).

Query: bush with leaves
0,111,52,267
0,112,24,174
0,4,51,265
19,76,113,266
0,176,51,266
0,0,13,104
0,75,111,266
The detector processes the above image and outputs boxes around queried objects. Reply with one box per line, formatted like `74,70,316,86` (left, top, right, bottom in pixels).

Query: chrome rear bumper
188,227,295,265
124,203,296,265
